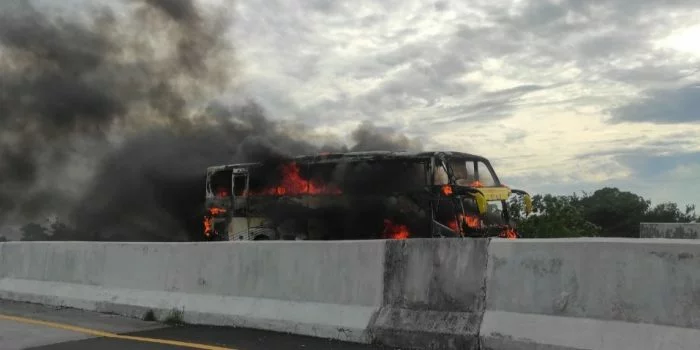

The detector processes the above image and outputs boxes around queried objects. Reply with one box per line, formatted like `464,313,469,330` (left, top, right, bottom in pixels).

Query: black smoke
72,103,424,242
0,0,422,241
72,103,325,241
349,121,422,152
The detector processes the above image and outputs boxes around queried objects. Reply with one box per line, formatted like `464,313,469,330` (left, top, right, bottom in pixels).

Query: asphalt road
0,300,396,350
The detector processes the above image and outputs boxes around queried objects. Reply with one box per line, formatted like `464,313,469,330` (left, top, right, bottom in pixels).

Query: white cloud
654,23,700,56
233,0,700,204
3,0,698,216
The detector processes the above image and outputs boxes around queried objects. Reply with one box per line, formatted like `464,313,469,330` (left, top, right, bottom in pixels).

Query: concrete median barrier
4,237,700,349
0,240,386,343
0,238,490,349
480,238,700,350
369,238,488,350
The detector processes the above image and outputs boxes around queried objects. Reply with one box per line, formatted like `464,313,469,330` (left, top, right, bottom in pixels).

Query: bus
202,151,532,241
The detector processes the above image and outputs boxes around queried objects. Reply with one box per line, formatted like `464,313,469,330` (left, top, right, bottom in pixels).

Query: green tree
578,187,650,238
509,193,601,238
510,186,697,238
643,202,697,223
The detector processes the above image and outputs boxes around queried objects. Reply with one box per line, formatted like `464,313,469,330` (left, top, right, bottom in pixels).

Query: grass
163,308,185,326
142,309,156,322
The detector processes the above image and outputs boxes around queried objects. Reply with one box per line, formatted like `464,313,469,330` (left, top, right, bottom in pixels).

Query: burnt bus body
202,151,532,241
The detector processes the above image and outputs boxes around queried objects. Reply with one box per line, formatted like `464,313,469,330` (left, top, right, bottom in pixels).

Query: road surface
0,300,395,350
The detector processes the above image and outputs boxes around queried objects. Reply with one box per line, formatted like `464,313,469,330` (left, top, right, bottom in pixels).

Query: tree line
508,187,698,238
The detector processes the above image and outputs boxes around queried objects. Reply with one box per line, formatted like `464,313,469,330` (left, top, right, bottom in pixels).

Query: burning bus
202,151,532,241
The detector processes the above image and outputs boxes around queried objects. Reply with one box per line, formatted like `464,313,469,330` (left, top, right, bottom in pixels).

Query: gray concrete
8,238,700,349
0,241,386,343
0,238,492,349
0,241,385,305
480,238,700,350
640,222,700,239
371,238,489,350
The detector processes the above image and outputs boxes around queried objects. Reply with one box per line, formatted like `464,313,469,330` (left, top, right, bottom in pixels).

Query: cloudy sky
25,0,700,208
228,0,700,207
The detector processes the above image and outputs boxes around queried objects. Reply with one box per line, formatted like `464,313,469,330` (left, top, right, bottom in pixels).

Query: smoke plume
0,0,422,241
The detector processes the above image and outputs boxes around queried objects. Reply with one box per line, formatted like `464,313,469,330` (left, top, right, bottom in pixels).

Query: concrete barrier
640,222,700,239
370,238,488,350
0,238,489,349
480,238,700,350
4,238,700,349
0,241,386,343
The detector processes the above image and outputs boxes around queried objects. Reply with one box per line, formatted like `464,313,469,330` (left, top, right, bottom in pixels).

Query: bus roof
206,162,259,173
206,151,491,172
292,151,490,163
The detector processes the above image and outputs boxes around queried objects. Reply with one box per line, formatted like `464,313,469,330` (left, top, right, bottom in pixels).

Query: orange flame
215,187,230,197
446,213,517,239
446,213,482,234
501,227,517,239
251,162,342,196
441,185,453,195
447,219,459,231
203,207,227,236
209,207,227,215
469,180,484,187
203,216,212,236
464,214,481,228
383,219,410,239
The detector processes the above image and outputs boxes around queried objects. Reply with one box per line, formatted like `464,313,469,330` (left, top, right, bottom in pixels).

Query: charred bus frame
202,151,532,241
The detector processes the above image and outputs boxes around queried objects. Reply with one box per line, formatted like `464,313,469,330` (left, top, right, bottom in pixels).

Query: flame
203,216,212,237
444,212,517,239
447,219,459,231
215,187,230,197
441,185,453,195
383,219,410,239
251,162,342,196
445,213,482,234
464,214,481,228
209,207,227,215
469,180,483,187
203,207,227,237
501,227,517,239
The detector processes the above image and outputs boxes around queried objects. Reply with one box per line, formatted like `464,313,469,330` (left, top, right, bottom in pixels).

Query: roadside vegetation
508,187,697,238
163,308,185,326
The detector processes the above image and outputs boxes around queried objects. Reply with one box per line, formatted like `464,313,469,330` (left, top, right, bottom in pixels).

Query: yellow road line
0,313,234,350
